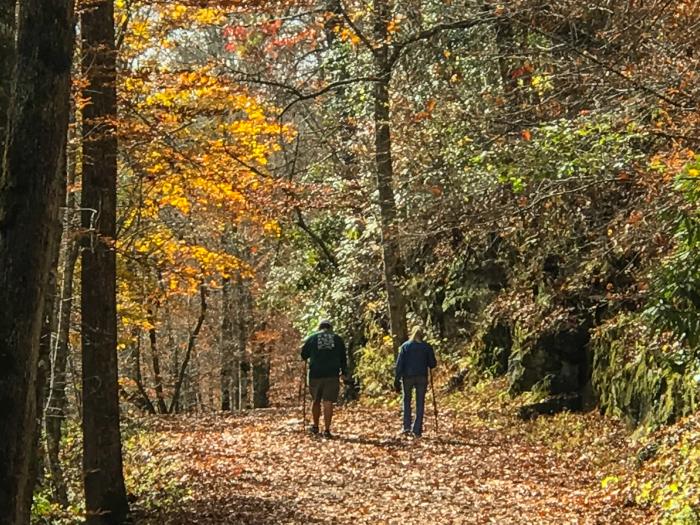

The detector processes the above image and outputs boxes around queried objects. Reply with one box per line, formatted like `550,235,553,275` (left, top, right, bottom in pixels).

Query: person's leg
312,400,321,429
321,376,340,436
402,377,413,433
413,378,427,436
309,378,321,431
323,401,334,431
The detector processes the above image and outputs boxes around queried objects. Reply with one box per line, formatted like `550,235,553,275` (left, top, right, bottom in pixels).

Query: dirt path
133,406,650,524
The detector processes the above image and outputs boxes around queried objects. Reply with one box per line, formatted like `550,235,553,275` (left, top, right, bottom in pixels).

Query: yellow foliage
263,220,282,237
116,0,295,333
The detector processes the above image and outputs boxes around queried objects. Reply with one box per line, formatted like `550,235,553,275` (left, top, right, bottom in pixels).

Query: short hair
318,319,332,330
411,326,424,341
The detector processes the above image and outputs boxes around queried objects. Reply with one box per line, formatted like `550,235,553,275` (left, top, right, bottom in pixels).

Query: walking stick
301,360,307,432
429,367,439,436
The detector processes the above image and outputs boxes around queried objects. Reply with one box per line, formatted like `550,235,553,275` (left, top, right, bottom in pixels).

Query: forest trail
133,406,651,525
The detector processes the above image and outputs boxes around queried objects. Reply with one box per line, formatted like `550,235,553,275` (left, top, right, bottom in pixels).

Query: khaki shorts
309,377,340,403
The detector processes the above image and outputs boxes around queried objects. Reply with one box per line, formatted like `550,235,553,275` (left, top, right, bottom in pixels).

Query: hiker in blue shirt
394,327,437,437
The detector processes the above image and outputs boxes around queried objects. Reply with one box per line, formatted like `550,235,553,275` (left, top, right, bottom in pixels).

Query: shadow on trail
330,433,501,450
431,437,506,448
134,493,337,525
331,434,405,448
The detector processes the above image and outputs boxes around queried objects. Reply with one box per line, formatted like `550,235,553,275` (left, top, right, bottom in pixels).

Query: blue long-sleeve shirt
395,340,437,380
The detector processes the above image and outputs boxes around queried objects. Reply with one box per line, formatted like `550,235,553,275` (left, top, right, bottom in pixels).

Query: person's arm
394,345,405,392
337,336,348,377
301,336,312,360
395,345,406,380
427,343,437,369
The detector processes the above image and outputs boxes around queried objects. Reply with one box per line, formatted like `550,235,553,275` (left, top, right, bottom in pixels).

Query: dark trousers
402,375,427,436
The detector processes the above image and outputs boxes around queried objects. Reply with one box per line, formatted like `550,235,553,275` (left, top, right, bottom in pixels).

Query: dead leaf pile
130,404,655,524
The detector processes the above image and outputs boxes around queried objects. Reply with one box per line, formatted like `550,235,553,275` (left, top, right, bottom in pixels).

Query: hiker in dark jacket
301,319,348,438
394,327,437,437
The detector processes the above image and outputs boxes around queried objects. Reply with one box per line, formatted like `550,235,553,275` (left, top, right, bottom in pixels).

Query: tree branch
279,75,381,118
338,0,377,56
295,207,339,270
518,22,696,110
389,14,497,66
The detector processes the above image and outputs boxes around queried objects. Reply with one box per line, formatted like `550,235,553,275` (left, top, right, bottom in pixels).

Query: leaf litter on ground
130,400,654,524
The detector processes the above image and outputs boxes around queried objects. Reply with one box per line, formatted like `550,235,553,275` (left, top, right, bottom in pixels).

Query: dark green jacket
301,330,348,379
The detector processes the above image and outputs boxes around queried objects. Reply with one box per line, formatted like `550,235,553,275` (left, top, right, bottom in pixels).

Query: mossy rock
476,320,512,376
508,319,591,396
591,314,699,428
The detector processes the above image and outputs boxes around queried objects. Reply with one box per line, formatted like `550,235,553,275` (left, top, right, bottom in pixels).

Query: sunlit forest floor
128,391,654,524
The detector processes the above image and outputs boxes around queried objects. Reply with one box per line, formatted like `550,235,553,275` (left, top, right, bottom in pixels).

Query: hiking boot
309,425,319,435
399,429,411,437
323,429,333,439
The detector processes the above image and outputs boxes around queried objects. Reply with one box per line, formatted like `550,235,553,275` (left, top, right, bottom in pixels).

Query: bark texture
0,0,15,153
80,0,129,522
0,0,74,522
373,0,408,354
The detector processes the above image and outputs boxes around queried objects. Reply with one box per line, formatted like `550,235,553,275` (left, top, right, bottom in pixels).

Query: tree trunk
170,286,208,413
37,147,70,489
34,262,59,499
132,331,156,414
239,357,251,410
237,279,251,409
80,0,129,522
147,318,168,414
220,277,234,411
0,0,14,152
252,355,270,409
373,0,408,355
45,112,80,508
0,0,74,522
45,245,75,507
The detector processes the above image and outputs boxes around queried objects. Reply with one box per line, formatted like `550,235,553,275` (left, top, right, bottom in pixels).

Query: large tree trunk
0,0,74,522
80,0,129,523
372,0,408,355
0,0,14,152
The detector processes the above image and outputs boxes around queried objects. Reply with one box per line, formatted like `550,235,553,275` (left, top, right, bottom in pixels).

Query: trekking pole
301,360,307,432
429,367,439,436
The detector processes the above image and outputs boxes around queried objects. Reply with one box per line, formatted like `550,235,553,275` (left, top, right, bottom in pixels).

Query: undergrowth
31,417,190,524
